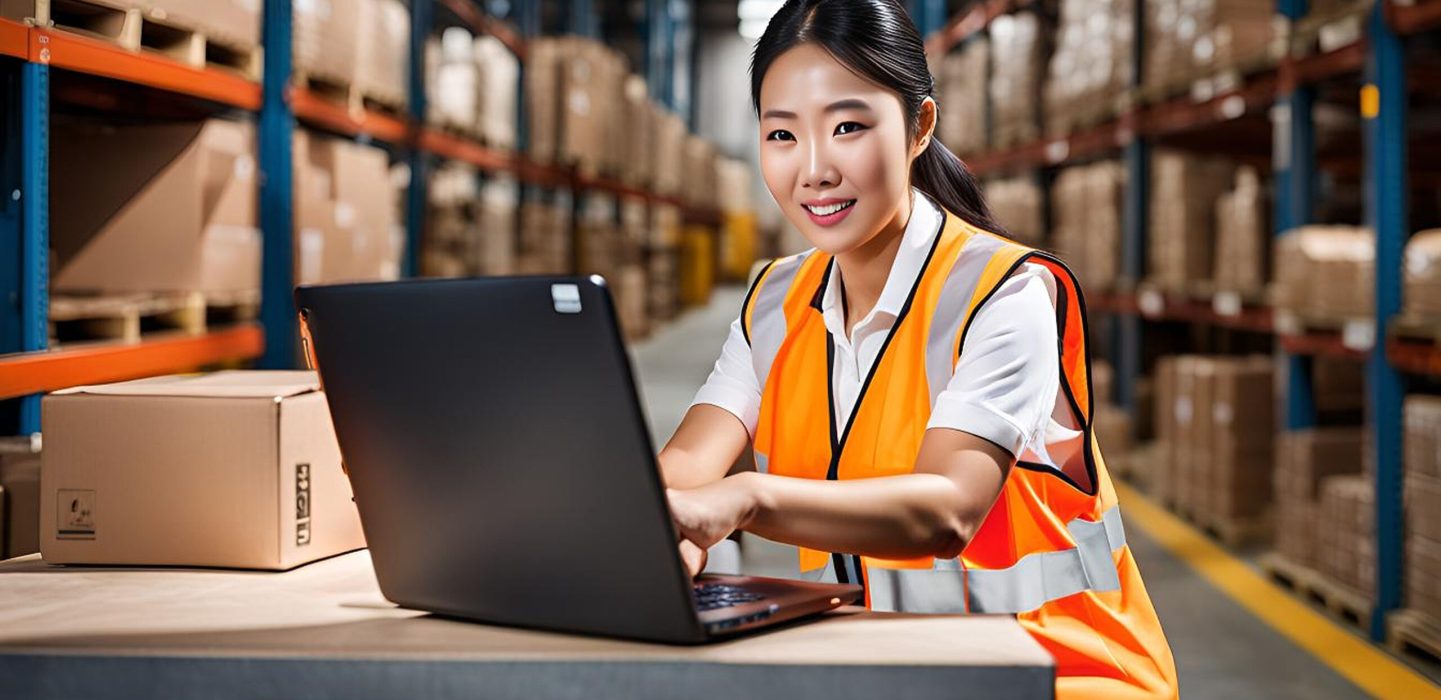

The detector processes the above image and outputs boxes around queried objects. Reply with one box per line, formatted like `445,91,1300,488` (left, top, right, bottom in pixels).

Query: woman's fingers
677,538,709,578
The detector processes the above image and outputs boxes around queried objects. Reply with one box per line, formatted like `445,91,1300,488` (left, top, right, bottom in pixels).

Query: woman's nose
802,141,839,190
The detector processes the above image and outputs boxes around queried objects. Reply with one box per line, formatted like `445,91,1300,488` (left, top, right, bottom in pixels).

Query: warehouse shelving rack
926,0,1441,643
0,0,719,436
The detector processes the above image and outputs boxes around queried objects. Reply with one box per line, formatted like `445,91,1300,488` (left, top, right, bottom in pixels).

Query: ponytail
911,138,1007,235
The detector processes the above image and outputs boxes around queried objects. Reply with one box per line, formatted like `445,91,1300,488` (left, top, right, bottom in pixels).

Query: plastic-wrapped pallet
1148,150,1235,293
1213,166,1269,297
937,36,988,156
1144,0,1279,95
1272,225,1374,319
431,27,480,133
983,176,1043,248
653,110,687,197
475,36,519,150
988,13,1041,149
1405,229,1441,318
294,0,360,86
1045,0,1133,136
355,0,408,110
683,136,719,211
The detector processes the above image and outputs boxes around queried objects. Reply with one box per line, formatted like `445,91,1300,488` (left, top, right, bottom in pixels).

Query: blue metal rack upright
1277,0,1318,431
258,0,296,370
1364,0,1408,642
0,57,48,437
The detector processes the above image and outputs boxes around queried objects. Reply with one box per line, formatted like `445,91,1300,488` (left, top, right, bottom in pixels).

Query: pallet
1198,512,1272,549
1259,552,1374,628
1,0,261,78
1388,609,1441,663
296,70,409,122
48,290,258,344
1393,313,1441,344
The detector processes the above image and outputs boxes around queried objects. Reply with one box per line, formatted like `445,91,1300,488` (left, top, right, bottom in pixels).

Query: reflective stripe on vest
747,253,807,395
867,506,1128,614
922,234,1009,405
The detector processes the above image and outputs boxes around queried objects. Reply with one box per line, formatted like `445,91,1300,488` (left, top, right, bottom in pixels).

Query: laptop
294,276,861,644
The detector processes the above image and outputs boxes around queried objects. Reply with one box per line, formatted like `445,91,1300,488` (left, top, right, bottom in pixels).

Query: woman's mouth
803,199,857,227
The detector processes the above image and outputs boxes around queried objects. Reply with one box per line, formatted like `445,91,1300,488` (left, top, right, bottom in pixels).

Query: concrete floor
628,285,1384,700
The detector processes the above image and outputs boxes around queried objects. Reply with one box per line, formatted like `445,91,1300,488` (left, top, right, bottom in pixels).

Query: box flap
54,371,320,399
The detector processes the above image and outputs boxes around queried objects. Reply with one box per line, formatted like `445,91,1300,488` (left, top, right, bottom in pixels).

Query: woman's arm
657,404,752,490
667,428,1011,561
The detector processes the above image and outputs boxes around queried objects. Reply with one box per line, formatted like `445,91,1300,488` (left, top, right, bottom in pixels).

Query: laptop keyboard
693,583,766,611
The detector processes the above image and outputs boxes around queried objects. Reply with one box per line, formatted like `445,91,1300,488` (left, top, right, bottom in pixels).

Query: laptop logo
552,284,582,314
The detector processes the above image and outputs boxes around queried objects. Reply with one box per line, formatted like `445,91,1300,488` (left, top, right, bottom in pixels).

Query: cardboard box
142,0,261,51
0,443,40,560
355,0,409,109
1408,476,1441,544
51,119,259,294
476,35,520,150
40,372,365,569
989,12,1041,149
1272,225,1374,318
938,36,989,155
294,132,401,284
1406,395,1441,480
1214,166,1269,296
294,0,359,84
1406,229,1441,318
1149,150,1236,292
1407,535,1441,618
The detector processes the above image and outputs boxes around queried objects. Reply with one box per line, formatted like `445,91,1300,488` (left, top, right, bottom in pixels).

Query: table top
0,550,1054,700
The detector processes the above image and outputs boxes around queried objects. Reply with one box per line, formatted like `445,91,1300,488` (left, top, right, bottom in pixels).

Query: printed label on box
57,489,96,540
296,463,312,547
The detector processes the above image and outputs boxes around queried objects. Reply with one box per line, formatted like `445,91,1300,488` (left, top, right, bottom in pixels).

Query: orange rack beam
419,128,516,172
0,18,26,60
30,27,261,110
293,87,410,145
0,325,265,401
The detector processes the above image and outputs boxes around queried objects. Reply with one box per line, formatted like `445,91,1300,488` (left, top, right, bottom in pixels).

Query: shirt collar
818,189,943,330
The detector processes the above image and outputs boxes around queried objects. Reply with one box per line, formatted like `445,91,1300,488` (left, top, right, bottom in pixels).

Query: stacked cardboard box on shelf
1317,474,1375,597
1272,225,1374,319
1406,396,1441,618
142,0,261,53
983,176,1044,248
517,193,573,275
1153,355,1275,523
1143,0,1280,96
294,0,360,84
683,137,719,213
620,75,656,189
421,165,516,278
1404,229,1441,319
429,28,479,132
1044,0,1133,135
1051,161,1126,291
650,206,683,321
354,0,409,109
1149,150,1236,293
937,36,989,156
293,131,402,285
989,13,1042,149
1213,166,1269,297
51,119,259,295
653,110,688,198
1273,428,1365,568
1092,361,1135,480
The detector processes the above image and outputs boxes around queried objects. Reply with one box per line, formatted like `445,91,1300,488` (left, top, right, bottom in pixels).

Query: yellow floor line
1115,481,1441,699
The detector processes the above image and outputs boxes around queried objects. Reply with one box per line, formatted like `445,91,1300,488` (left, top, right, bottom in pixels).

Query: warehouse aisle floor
630,286,1395,700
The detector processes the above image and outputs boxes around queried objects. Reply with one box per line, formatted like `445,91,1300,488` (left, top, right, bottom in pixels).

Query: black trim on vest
810,258,834,312
955,249,1101,497
739,258,779,347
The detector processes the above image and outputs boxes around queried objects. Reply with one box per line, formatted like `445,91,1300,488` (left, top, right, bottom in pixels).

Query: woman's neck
834,190,913,334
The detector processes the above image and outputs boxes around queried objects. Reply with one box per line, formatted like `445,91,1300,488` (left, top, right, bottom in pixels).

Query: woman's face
758,43,930,256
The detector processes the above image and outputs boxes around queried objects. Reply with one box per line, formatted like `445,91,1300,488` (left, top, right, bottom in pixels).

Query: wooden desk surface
0,551,1053,699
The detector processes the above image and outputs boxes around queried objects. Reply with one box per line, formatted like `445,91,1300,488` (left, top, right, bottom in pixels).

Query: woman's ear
912,97,938,159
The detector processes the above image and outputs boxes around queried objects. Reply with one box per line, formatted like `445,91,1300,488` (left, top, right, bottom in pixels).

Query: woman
657,1,1177,698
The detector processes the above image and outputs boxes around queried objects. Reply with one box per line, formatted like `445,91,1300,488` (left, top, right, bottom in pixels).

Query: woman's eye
835,121,866,135
766,130,795,142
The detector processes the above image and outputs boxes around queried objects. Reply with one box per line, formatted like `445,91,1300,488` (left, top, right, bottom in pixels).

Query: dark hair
750,0,1005,235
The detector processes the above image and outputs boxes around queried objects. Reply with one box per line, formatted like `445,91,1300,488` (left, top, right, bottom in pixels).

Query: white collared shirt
691,189,1065,458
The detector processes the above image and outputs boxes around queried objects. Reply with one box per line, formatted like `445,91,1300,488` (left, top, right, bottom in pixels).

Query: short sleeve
926,264,1061,457
689,316,763,436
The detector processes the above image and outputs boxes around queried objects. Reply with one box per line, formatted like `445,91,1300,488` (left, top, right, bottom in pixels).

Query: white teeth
805,200,855,216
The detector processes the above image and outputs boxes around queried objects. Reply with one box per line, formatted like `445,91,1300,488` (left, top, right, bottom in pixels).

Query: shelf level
438,0,525,60
292,87,410,145
0,17,25,59
0,325,265,401
925,0,1032,56
29,26,261,110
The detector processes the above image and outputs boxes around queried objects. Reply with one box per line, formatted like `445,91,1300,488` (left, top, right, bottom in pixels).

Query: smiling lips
802,198,857,226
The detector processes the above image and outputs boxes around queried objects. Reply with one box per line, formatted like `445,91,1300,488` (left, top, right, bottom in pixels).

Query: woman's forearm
734,470,986,561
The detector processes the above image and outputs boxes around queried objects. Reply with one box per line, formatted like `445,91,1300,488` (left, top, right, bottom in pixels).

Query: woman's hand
667,474,758,576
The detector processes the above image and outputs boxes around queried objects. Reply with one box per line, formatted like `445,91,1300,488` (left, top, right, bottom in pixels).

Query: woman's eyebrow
761,99,874,120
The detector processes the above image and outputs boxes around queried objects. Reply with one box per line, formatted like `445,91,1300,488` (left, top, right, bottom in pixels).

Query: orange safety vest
741,203,1178,699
